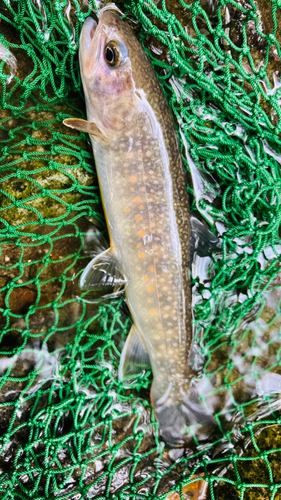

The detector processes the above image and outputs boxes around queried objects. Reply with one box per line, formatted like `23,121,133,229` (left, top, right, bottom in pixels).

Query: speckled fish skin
77,8,197,446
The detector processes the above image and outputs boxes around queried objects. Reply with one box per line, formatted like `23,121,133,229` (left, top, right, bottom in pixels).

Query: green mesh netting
1,0,281,498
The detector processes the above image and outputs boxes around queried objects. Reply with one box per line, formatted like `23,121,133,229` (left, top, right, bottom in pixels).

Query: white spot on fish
127,136,133,153
143,234,153,245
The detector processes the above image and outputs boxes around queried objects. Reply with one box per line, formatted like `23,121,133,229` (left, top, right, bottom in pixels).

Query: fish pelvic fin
151,378,216,447
79,247,126,292
119,325,151,381
63,118,110,145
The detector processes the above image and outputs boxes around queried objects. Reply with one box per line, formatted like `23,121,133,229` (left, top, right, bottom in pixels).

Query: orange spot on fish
128,153,133,158
149,266,155,272
139,205,144,210
142,275,148,280
147,286,153,292
120,189,124,193
138,230,146,238
136,215,143,221
152,245,157,250
150,222,155,227
157,323,162,329
150,310,156,315
124,208,129,212
134,197,141,202
139,252,145,258
138,165,143,170
130,176,137,182
137,243,142,248
148,298,153,303
130,187,134,191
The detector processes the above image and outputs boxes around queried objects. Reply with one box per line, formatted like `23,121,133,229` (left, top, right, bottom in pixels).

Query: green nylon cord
1,0,281,498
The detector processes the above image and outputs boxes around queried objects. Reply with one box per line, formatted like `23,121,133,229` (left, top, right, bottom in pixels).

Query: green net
1,0,281,498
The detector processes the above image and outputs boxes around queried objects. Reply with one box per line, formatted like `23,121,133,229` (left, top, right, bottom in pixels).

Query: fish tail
151,379,216,447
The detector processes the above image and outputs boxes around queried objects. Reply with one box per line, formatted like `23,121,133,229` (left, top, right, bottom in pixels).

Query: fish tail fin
151,378,216,447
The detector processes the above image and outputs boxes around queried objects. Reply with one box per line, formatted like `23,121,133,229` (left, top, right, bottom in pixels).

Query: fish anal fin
119,325,151,381
63,118,110,145
79,247,126,291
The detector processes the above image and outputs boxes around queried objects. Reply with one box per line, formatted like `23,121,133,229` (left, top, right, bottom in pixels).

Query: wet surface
0,0,281,498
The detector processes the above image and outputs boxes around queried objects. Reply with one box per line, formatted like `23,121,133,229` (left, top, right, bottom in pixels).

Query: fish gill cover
0,0,281,498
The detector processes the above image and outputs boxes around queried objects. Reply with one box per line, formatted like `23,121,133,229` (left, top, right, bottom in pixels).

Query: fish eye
104,41,127,68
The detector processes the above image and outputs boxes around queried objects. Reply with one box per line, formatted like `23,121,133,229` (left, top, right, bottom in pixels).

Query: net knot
191,2,202,16
246,10,256,21
12,14,22,26
167,13,177,28
235,147,243,161
54,0,64,12
76,11,86,23
150,25,160,37
242,45,250,56
16,169,24,179
268,33,277,44
2,146,9,157
68,41,78,55
36,31,48,45
14,199,23,208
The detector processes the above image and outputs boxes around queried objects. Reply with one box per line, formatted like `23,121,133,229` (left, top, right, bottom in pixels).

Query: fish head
79,10,142,139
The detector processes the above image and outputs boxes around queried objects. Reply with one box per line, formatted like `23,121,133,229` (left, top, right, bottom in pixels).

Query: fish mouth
79,16,100,79
81,17,97,52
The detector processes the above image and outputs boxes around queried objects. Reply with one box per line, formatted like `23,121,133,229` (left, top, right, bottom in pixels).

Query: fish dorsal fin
190,216,221,260
119,325,151,381
79,248,126,291
63,118,110,145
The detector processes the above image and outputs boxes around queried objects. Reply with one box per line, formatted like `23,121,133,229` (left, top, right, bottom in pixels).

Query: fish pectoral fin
79,248,126,291
63,118,110,145
190,215,221,260
119,325,151,381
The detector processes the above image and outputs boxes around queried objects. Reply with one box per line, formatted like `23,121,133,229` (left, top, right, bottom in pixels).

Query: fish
64,6,215,446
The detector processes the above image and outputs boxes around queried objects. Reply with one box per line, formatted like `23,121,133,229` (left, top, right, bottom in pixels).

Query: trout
64,7,211,446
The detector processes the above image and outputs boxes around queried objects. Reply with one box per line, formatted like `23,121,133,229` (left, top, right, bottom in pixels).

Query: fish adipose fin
79,248,126,291
119,325,151,381
63,118,110,145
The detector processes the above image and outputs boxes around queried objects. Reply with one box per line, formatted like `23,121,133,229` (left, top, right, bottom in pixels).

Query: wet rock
215,424,281,500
